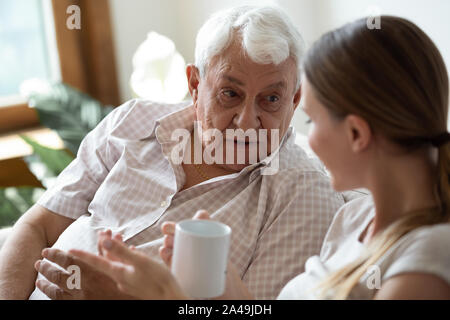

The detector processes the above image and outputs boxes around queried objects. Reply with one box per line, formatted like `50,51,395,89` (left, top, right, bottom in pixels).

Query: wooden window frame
0,0,120,134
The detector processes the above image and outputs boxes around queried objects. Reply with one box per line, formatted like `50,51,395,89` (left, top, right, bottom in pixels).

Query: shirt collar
155,103,196,145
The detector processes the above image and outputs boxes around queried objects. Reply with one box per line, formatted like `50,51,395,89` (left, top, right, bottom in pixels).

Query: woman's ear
186,64,200,102
344,115,372,153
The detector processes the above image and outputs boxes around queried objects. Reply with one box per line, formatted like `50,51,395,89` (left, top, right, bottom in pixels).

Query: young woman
65,15,450,299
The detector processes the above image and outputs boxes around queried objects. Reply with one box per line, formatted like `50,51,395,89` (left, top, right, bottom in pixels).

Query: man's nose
233,101,261,131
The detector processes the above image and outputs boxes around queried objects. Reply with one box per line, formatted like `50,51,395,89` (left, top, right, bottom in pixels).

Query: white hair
194,5,306,89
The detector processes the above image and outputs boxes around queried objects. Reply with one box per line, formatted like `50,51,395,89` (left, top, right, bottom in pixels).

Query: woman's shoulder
392,221,450,255
413,221,450,238
381,221,450,285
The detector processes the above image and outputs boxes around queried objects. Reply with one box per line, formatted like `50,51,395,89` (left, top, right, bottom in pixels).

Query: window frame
0,0,120,134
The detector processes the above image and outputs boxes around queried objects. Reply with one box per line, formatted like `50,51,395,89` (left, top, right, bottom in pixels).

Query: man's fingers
158,246,172,267
161,212,210,237
36,279,71,300
98,233,104,256
98,229,116,255
35,260,72,291
98,232,125,262
161,222,175,236
114,233,123,242
41,248,76,270
193,210,210,220
163,235,174,248
98,230,110,256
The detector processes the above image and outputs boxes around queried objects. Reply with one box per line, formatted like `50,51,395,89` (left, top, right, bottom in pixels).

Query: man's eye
265,95,279,102
223,90,238,98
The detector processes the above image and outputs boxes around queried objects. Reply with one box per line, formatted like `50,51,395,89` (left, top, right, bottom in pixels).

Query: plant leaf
20,135,74,177
0,187,45,227
27,82,114,155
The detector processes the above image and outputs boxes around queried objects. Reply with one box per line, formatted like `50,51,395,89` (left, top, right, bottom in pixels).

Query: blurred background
112,0,450,133
0,0,449,226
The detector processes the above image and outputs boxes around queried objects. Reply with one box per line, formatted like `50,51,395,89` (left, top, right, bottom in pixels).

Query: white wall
109,0,177,104
109,0,450,134
275,0,450,133
109,0,277,104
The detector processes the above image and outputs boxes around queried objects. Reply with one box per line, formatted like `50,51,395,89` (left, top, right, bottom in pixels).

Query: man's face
188,42,301,171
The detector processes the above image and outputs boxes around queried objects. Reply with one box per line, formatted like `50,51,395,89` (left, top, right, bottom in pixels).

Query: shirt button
160,200,167,207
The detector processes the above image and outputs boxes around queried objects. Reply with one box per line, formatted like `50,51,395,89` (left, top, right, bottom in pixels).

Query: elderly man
0,5,344,300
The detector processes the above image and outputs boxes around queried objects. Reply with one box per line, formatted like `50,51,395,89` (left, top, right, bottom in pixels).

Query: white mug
171,219,232,298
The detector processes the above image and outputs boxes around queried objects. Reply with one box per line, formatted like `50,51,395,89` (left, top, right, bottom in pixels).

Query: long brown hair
303,16,450,299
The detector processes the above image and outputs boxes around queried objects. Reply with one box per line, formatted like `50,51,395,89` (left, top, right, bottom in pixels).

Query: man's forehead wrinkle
206,51,296,90
206,58,231,83
217,62,233,76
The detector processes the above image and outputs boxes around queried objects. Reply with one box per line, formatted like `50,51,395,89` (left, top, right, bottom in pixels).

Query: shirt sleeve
382,223,450,285
242,170,345,299
37,100,138,219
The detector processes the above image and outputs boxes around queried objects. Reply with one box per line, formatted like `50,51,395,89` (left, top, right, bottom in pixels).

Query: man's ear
186,64,200,102
292,84,302,111
344,115,372,153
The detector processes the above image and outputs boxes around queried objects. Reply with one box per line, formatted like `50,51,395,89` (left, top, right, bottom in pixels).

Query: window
0,0,60,100
0,0,120,134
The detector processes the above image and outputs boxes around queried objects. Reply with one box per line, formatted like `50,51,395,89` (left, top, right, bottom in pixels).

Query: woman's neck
365,149,438,241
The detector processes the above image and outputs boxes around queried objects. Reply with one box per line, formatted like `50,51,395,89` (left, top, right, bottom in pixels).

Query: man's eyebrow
222,75,245,86
262,81,286,91
221,76,287,91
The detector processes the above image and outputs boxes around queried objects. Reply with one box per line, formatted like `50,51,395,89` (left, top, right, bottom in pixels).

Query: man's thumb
193,209,210,220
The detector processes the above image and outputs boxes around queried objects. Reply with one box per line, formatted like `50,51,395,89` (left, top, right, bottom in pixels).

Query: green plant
28,82,114,155
0,82,113,227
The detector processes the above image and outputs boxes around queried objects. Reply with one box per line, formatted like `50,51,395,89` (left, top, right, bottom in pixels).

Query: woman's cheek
307,125,321,156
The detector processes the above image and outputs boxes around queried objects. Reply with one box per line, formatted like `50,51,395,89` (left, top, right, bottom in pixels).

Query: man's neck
180,132,237,190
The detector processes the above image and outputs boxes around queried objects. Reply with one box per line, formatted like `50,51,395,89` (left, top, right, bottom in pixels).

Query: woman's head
302,16,449,199
302,15,450,299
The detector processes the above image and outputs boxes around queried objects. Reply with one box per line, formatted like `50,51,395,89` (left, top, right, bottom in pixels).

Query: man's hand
34,232,136,300
159,210,210,267
0,204,74,299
